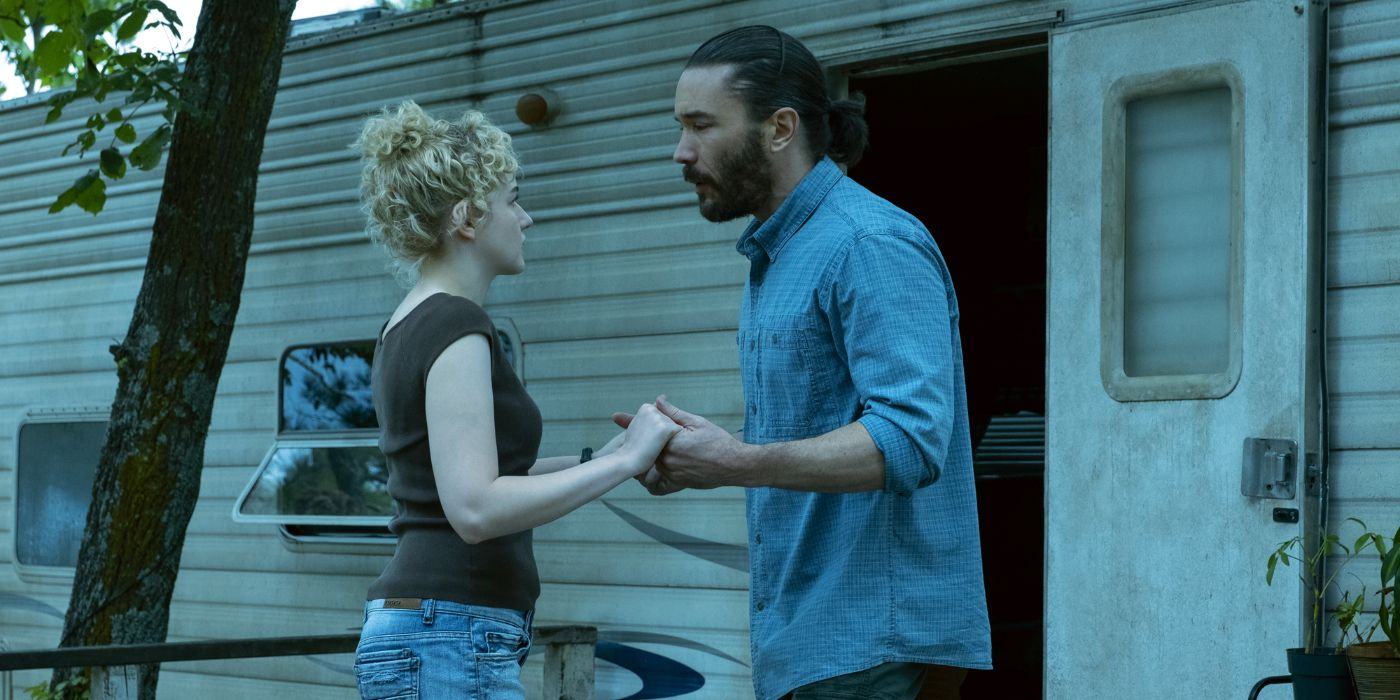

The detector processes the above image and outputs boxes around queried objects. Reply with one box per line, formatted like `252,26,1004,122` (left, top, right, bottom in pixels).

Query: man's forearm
738,421,885,492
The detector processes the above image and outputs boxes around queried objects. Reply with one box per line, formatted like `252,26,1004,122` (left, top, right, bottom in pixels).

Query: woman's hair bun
357,100,446,164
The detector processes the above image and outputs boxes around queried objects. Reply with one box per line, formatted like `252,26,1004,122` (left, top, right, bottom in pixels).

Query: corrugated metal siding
1326,0,1400,620
0,0,1272,696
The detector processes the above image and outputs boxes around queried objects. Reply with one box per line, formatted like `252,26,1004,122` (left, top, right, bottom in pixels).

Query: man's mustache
682,166,713,185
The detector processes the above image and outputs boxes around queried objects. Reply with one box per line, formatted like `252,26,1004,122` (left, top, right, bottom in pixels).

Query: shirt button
756,600,766,611
754,533,762,545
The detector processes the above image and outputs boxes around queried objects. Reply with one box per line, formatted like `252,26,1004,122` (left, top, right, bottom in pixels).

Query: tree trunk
50,2,297,698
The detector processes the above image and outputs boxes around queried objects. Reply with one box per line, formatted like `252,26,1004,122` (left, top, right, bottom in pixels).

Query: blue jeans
354,598,534,699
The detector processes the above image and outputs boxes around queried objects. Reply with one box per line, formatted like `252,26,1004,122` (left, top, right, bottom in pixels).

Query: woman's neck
415,255,494,305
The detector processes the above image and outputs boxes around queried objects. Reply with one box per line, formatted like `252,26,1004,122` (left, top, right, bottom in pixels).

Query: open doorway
847,47,1048,699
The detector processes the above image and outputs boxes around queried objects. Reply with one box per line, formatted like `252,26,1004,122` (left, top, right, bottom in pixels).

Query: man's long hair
686,25,869,168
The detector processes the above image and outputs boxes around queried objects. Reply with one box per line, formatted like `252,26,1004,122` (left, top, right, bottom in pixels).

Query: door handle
1242,438,1296,500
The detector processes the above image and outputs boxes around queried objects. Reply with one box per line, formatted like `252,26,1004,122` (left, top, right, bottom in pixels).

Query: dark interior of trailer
849,48,1048,699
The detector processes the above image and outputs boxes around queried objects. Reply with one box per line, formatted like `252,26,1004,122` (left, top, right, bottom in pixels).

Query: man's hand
613,395,754,495
611,408,684,496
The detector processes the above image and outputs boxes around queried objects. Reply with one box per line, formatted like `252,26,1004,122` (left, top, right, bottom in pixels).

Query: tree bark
51,2,297,698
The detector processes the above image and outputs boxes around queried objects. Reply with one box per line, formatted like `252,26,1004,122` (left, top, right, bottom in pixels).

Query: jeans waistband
365,597,532,629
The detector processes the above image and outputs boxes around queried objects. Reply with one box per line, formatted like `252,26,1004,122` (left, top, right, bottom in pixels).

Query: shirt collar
735,157,844,262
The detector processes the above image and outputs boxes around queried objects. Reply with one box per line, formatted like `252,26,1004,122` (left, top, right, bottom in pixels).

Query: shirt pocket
752,318,842,441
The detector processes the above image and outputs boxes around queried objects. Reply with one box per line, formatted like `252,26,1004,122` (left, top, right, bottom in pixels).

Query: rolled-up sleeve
828,231,956,494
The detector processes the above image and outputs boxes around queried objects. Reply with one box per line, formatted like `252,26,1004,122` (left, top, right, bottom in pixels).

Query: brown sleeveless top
366,292,542,611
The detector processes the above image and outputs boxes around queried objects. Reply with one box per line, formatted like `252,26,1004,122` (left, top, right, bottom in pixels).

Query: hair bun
357,100,445,163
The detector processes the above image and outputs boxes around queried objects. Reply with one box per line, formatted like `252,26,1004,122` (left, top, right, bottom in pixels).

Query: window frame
1099,63,1245,402
240,319,524,540
230,435,391,527
11,406,109,584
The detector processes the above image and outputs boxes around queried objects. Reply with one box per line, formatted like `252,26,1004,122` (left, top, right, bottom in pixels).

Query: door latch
1242,438,1297,500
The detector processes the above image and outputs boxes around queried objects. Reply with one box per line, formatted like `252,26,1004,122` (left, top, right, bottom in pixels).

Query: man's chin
698,197,746,223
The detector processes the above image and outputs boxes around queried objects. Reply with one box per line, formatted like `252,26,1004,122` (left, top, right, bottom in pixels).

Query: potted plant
1346,524,1399,699
1267,518,1379,700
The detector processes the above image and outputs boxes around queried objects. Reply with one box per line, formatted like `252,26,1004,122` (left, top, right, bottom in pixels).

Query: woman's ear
449,199,476,241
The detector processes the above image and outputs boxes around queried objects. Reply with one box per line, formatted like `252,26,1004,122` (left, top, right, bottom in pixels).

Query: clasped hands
604,395,749,496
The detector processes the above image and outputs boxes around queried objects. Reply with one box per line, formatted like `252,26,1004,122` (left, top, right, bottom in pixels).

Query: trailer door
1046,1,1318,697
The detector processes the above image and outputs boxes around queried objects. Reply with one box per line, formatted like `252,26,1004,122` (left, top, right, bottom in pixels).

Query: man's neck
753,156,819,223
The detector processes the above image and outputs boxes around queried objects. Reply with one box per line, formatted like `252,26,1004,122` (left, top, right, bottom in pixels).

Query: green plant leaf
116,8,146,41
99,147,125,179
0,16,24,43
34,29,76,77
1267,551,1279,585
128,124,169,170
115,122,136,143
84,8,118,39
48,169,96,213
39,0,78,26
75,172,107,214
85,112,105,130
146,0,179,28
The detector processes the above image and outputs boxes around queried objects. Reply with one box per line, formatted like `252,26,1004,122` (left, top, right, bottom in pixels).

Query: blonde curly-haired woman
350,101,680,699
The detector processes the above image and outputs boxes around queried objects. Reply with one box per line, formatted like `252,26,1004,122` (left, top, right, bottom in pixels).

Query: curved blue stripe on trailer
596,641,706,699
600,630,749,668
600,500,749,572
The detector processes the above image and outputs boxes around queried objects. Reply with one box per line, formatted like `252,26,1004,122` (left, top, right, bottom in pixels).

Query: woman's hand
617,403,681,475
594,426,628,460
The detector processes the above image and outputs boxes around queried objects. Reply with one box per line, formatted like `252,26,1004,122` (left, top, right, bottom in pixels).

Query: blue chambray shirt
737,157,992,700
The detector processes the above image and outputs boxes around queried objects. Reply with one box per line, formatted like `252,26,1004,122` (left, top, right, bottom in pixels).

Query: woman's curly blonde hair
353,100,519,280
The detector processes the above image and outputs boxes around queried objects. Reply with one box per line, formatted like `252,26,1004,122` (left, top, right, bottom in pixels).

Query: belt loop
421,599,435,626
524,609,534,633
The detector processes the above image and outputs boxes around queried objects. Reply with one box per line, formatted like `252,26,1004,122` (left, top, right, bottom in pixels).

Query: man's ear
767,107,800,153
449,199,476,241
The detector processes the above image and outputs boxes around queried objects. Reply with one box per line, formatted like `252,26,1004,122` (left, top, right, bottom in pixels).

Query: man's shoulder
818,177,932,246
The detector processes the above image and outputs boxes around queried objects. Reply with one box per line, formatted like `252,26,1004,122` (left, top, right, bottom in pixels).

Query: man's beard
683,128,773,223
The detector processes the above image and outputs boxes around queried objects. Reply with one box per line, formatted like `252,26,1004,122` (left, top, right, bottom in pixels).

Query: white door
1046,1,1317,697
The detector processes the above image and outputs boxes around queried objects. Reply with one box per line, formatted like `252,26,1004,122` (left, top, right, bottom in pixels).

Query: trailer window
1102,73,1242,401
15,418,106,568
236,340,390,529
236,319,522,534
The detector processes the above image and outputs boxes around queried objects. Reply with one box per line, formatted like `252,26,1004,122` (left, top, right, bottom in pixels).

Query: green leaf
0,16,24,43
128,124,169,170
115,122,136,143
146,0,179,27
1267,552,1279,585
49,169,96,214
106,107,122,122
40,0,76,26
99,147,125,179
33,30,75,77
75,172,107,214
77,129,95,150
116,8,146,42
85,112,105,130
84,8,118,39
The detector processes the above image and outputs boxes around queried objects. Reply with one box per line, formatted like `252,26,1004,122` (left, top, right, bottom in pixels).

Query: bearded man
621,25,994,700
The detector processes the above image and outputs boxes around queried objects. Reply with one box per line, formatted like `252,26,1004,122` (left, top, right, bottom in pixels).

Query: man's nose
673,136,696,165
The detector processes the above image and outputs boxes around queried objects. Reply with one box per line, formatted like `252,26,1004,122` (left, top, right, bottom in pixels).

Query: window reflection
239,445,393,519
280,342,377,432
